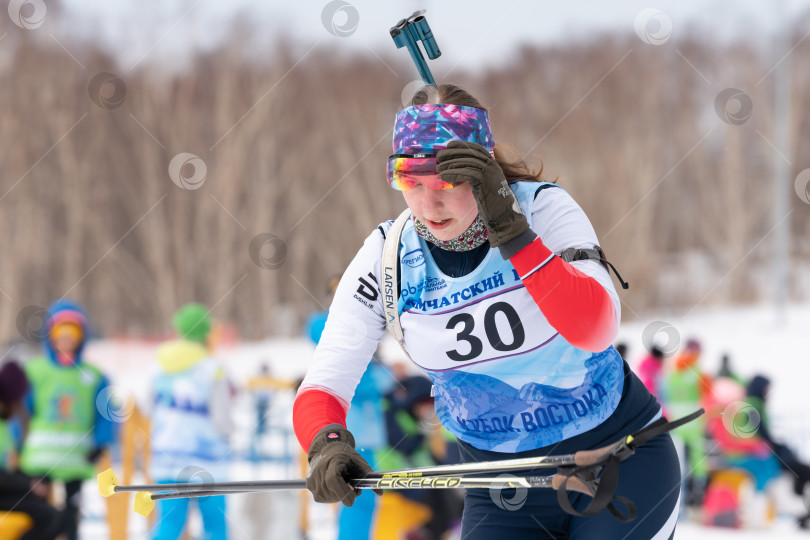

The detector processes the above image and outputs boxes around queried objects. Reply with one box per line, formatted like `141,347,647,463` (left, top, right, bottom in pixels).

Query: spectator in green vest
0,359,62,539
20,300,116,540
662,338,712,512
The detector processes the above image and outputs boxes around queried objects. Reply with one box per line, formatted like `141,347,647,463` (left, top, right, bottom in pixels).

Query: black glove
86,447,104,464
306,424,379,507
437,141,536,258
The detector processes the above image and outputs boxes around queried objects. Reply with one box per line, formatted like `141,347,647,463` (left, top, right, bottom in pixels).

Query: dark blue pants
459,362,681,539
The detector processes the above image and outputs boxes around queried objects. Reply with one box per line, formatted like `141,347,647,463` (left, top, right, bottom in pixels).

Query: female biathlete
293,84,681,539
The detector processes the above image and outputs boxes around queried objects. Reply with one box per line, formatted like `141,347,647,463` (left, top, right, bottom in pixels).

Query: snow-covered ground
72,301,810,539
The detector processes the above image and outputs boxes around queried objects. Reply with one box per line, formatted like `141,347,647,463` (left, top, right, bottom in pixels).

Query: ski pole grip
573,444,614,467
551,474,592,495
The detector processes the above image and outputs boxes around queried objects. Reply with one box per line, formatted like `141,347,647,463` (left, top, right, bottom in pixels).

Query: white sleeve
299,227,388,405
530,187,621,320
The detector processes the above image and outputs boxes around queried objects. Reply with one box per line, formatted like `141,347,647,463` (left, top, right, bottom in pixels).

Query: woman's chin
422,216,477,241
428,228,461,241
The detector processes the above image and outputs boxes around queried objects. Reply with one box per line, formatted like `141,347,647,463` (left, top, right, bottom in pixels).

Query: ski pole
99,470,543,499
101,409,703,494
107,473,579,517
98,470,310,496
97,449,586,510
106,406,703,497
100,467,597,518
145,475,542,501
102,410,703,520
97,457,562,499
97,435,629,499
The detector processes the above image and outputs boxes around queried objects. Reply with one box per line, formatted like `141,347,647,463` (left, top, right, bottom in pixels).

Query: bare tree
1,16,809,343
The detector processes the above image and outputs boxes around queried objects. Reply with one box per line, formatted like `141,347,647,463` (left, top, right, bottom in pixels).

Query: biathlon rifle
390,10,441,85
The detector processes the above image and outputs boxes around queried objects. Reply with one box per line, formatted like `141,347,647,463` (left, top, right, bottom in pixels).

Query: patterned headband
392,104,494,154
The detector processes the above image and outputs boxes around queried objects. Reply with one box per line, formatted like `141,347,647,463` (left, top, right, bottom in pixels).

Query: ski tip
97,468,119,497
134,491,156,517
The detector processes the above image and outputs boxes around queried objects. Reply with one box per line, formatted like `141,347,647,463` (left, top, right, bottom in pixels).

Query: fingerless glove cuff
497,229,538,260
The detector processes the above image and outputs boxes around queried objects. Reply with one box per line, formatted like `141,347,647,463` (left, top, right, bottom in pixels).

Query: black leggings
61,480,83,540
0,494,62,540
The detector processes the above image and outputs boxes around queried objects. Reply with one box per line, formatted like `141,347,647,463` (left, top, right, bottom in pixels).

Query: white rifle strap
382,209,412,349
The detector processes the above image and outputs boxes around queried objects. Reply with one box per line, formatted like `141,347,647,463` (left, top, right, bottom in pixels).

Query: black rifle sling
560,247,629,290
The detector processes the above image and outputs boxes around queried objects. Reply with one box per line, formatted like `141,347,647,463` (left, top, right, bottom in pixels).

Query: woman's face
402,180,480,241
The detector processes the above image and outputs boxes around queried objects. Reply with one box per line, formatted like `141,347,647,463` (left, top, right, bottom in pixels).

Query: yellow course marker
134,491,156,517
98,469,119,498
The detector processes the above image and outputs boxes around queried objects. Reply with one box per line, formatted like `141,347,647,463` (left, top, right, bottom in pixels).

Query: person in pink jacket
637,345,665,401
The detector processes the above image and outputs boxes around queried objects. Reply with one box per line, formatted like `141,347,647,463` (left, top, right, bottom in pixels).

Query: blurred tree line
1,14,809,341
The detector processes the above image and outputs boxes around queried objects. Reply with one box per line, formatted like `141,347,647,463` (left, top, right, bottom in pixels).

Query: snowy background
3,0,810,537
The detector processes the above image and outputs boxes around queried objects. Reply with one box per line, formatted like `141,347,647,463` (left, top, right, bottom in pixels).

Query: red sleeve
509,238,617,352
293,388,349,453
